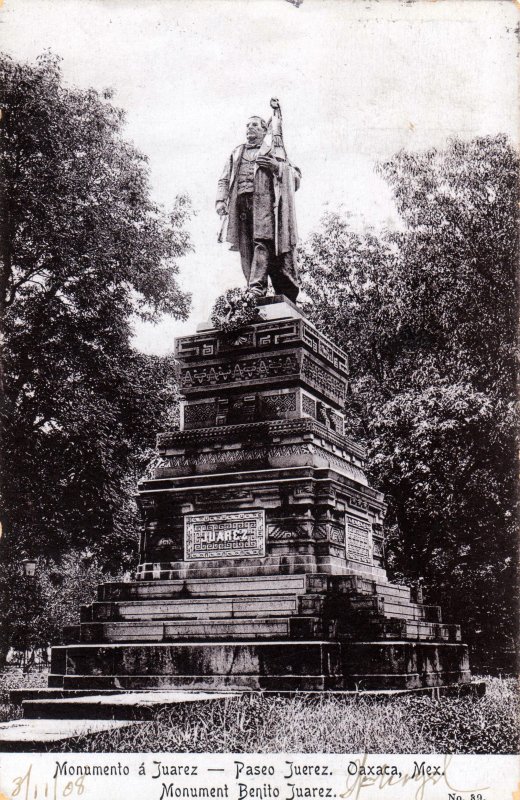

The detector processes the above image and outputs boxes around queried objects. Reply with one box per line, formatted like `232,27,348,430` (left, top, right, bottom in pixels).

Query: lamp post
20,555,37,671
21,557,37,579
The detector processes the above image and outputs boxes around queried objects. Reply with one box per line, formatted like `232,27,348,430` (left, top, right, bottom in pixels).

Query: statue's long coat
216,144,299,254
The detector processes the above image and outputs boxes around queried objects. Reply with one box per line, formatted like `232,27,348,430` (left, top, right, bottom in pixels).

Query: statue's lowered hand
216,201,227,217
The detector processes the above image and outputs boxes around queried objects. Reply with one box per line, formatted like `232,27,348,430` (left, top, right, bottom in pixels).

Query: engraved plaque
184,510,265,560
345,514,372,565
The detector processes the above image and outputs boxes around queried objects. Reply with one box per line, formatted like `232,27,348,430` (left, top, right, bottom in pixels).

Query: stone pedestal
48,297,471,691
138,297,386,581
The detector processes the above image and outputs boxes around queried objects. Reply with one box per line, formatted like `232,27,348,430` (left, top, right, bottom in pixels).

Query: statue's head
246,116,267,146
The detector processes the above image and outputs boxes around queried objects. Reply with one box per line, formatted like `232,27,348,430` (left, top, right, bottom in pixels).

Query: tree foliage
0,551,107,669
300,135,518,663
0,52,192,565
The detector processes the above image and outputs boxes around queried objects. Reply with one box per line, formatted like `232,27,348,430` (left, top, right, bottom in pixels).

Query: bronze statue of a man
216,113,301,303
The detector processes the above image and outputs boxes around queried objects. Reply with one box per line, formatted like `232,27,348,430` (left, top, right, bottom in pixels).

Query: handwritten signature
339,755,489,800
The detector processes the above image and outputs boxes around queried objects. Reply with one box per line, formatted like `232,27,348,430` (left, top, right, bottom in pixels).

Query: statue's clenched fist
256,154,280,175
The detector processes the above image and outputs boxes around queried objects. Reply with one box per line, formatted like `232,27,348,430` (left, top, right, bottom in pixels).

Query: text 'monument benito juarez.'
216,98,301,303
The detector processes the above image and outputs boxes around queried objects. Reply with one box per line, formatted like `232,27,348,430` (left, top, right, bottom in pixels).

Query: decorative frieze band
155,442,368,485
175,318,348,378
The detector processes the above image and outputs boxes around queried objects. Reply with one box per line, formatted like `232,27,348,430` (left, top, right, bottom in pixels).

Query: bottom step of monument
49,640,470,692
0,718,143,752
22,691,238,720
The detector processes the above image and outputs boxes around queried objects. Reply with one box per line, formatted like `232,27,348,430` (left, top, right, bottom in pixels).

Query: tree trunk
0,130,10,548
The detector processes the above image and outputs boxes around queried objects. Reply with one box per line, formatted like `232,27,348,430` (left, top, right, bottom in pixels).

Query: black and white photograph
0,0,517,796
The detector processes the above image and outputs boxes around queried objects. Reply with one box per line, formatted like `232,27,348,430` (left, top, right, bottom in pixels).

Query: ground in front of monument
0,670,517,754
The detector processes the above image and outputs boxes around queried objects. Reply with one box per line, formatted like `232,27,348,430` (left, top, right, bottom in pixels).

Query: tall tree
300,135,518,665
0,52,192,562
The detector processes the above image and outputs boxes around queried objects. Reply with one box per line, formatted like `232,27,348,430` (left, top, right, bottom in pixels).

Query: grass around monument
0,672,517,754
0,668,48,722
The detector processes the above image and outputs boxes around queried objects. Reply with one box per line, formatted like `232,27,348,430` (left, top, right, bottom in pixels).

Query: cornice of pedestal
157,416,366,461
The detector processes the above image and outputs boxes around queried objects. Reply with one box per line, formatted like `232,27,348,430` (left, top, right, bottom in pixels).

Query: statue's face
246,118,265,146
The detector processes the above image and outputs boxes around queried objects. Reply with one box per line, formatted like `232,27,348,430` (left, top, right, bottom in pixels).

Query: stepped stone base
47,299,472,694
48,640,470,692
48,573,470,692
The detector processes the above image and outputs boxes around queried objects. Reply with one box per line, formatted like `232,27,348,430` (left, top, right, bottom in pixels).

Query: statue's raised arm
216,99,300,304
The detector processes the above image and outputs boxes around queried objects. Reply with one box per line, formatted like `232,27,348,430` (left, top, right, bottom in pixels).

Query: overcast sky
2,0,517,354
